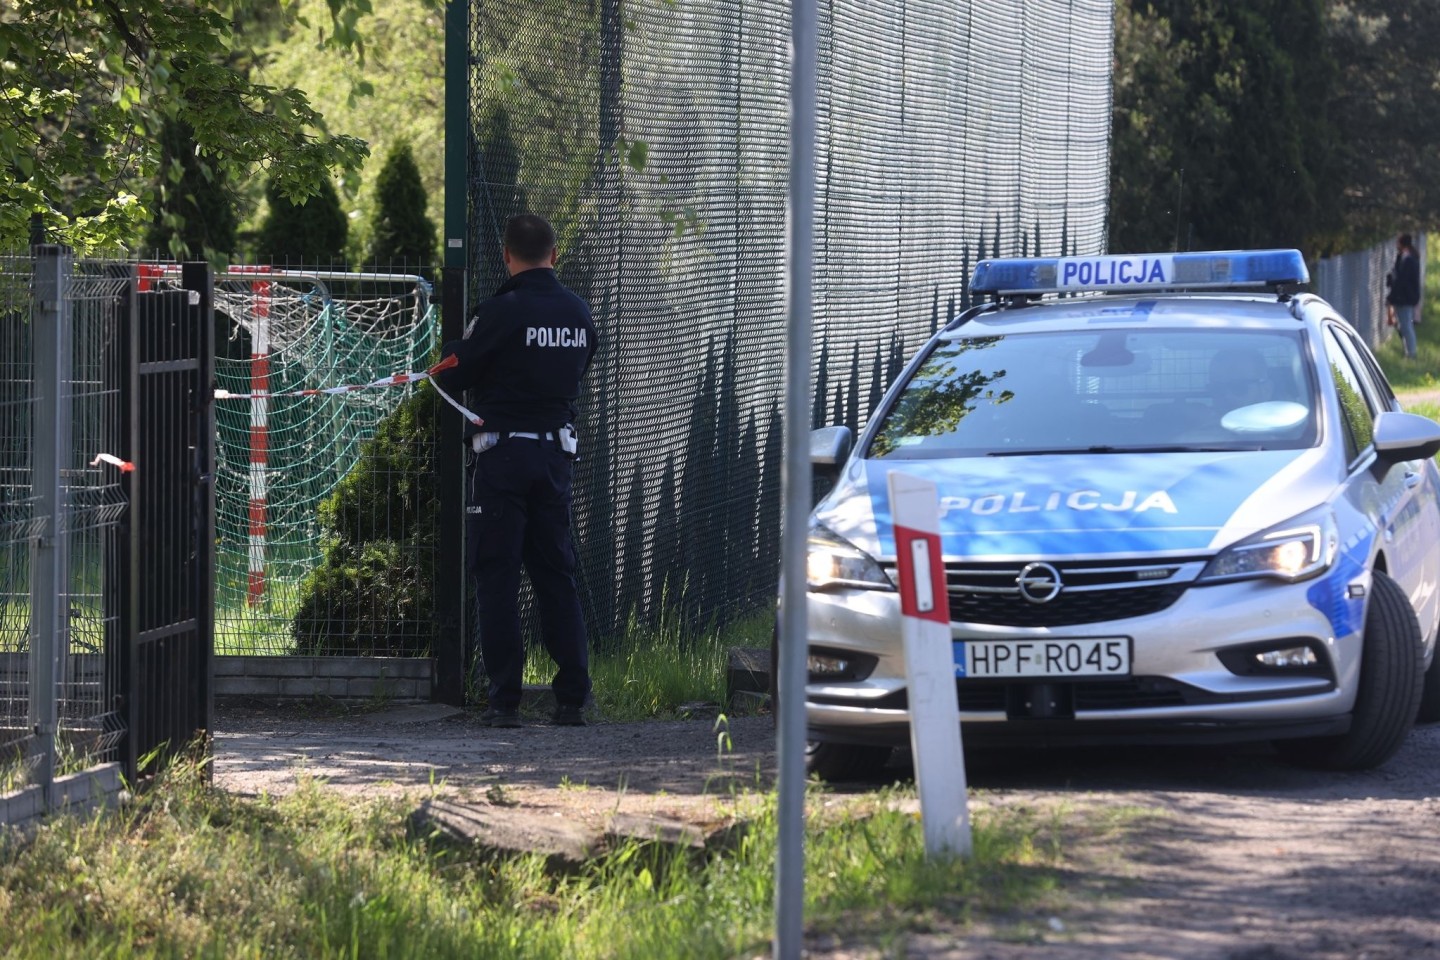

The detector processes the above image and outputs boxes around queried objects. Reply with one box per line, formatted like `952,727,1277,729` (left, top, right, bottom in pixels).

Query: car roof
949,293,1309,339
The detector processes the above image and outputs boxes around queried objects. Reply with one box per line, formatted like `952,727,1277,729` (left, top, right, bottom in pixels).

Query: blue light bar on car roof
969,249,1309,296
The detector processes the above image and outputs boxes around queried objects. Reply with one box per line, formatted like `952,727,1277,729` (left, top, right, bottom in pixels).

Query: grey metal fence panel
1,247,128,824
0,253,37,791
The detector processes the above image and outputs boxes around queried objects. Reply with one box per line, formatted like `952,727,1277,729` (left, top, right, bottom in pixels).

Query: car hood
814,447,1332,560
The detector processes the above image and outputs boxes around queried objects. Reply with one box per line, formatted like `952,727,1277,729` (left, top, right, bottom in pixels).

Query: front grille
955,678,1189,711
882,558,1206,627
949,584,1187,626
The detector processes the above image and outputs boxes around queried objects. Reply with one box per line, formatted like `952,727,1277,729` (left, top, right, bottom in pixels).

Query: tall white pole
888,471,971,859
777,0,816,955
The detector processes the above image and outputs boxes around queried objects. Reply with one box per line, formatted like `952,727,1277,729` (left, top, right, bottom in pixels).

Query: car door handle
1404,470,1422,489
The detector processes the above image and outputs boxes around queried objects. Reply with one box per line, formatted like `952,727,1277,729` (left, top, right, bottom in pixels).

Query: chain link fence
466,0,1114,643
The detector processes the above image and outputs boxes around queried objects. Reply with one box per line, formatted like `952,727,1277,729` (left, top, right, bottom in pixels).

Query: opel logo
1016,561,1062,604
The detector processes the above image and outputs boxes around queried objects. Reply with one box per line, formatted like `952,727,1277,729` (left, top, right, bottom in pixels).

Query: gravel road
213,703,1440,959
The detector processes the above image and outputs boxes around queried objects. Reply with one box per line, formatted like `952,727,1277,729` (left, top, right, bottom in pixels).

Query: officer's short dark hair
504,215,557,264
1400,232,1414,248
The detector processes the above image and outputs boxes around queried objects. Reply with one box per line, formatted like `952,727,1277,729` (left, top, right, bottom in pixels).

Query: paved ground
214,702,1440,959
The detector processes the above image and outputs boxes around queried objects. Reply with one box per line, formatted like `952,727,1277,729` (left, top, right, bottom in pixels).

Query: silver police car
801,249,1440,778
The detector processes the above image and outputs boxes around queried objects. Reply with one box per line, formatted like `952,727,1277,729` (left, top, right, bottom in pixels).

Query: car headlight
1197,506,1337,584
807,523,894,591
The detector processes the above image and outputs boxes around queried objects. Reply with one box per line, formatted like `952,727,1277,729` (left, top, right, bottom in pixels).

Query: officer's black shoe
480,707,522,728
552,704,586,727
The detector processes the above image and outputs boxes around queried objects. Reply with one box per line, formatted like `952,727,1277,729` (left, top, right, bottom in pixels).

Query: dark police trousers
466,433,590,711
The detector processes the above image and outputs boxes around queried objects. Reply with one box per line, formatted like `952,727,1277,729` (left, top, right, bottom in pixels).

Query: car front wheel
805,740,893,782
1277,569,1424,770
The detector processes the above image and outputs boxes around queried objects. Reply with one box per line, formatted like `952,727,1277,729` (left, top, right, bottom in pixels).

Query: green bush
365,141,437,270
255,176,348,265
291,388,439,657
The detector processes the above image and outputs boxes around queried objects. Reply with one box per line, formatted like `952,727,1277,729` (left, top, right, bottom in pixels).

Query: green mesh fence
201,270,439,655
465,0,1114,647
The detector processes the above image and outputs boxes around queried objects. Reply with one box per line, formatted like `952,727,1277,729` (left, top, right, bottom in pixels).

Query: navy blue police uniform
434,267,598,714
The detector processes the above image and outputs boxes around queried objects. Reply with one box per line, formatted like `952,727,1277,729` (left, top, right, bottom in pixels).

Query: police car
801,249,1440,778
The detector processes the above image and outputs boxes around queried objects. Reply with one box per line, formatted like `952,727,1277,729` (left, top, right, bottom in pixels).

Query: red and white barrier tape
90,453,134,473
210,355,485,426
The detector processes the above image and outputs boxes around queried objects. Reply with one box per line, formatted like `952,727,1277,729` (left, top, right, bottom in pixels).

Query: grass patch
0,759,1093,959
522,605,774,721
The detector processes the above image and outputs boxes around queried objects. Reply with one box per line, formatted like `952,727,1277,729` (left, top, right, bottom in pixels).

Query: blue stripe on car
856,450,1306,558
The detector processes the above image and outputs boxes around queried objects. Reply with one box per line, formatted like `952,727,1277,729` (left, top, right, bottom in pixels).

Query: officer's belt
507,431,556,441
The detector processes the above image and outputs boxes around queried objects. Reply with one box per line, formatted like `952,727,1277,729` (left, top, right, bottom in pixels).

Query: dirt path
213,704,1440,959
1397,387,1440,411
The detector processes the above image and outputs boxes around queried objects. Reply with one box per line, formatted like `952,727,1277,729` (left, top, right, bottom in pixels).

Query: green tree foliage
365,141,437,268
0,0,371,251
1109,0,1340,255
1324,2,1440,244
292,387,439,657
145,119,240,262
257,0,445,263
255,176,349,265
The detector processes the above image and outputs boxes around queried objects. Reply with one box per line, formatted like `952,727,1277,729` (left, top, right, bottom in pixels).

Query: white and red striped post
234,266,272,606
888,470,971,858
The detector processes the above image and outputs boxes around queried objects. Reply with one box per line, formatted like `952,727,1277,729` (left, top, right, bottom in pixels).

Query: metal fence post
439,0,471,706
183,262,216,768
435,266,467,705
28,244,72,809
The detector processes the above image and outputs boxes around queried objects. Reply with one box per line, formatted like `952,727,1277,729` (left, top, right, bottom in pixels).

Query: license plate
953,638,1130,679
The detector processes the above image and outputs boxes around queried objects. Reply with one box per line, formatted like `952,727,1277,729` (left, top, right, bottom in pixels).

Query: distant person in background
1386,233,1422,359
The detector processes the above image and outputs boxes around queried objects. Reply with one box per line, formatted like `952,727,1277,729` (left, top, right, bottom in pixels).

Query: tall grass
522,604,774,721
0,755,1098,959
213,576,306,656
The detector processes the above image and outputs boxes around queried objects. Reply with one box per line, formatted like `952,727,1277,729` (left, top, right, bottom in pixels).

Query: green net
206,272,439,655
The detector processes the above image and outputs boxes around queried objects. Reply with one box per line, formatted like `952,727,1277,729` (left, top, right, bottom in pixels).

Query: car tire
1277,570,1424,770
1417,648,1440,723
805,740,893,782
770,625,894,782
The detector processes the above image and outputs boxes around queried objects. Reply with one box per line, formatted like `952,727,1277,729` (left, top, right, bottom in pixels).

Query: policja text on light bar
969,249,1310,296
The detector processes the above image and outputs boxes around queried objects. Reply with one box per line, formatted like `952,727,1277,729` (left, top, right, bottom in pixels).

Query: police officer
434,214,598,727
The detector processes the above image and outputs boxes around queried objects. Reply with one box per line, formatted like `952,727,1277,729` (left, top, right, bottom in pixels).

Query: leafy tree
0,0,370,251
257,0,445,262
145,118,239,262
1108,3,1189,253
1109,0,1340,255
1324,1,1440,244
365,141,436,268
254,176,348,265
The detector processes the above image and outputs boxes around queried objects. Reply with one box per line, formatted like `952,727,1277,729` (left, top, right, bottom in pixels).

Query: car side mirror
1372,411,1440,469
810,426,853,475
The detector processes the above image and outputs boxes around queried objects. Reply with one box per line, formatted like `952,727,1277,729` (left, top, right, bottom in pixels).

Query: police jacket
435,268,599,437
1388,250,1421,308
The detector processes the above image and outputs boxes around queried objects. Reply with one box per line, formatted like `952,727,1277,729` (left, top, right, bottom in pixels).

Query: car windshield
868,328,1317,459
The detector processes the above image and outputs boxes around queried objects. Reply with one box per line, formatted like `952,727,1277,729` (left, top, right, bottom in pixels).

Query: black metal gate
108,263,215,780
